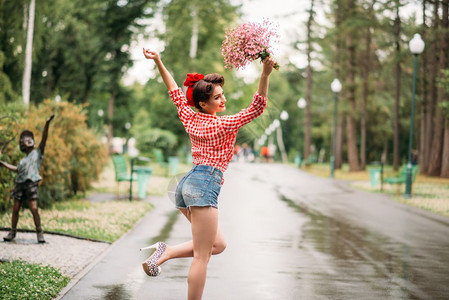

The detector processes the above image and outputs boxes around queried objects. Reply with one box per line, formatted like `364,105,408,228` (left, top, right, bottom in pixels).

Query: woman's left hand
262,56,277,77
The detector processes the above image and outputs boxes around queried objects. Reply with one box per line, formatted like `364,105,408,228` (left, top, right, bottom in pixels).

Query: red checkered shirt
169,88,267,177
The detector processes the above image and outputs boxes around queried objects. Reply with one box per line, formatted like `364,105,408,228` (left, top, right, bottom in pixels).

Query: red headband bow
183,73,204,106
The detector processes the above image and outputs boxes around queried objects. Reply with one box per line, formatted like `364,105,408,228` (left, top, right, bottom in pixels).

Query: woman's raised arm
257,56,277,98
143,48,178,91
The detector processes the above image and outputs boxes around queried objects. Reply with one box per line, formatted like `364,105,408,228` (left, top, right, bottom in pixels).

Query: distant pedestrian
233,144,242,161
260,145,269,162
142,48,276,300
1,115,54,243
268,143,276,163
411,149,418,165
242,143,254,162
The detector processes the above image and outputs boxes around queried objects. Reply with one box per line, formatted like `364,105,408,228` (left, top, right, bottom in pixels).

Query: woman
141,48,276,300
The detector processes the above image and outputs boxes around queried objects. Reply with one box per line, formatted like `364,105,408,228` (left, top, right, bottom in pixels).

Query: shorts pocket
183,176,210,199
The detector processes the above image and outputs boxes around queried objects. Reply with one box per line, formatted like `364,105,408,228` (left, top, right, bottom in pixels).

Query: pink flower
221,19,280,70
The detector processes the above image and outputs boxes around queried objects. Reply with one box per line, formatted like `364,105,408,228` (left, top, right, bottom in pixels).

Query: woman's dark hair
192,73,224,109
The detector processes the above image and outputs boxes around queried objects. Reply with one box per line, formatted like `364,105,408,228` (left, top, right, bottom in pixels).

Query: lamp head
409,33,425,54
297,98,307,109
331,78,342,93
280,110,289,121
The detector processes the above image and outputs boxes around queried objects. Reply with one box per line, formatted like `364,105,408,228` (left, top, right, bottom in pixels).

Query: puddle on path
96,283,132,300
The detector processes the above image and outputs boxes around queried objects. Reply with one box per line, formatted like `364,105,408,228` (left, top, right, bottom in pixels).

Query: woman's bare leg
157,208,226,265
187,206,218,300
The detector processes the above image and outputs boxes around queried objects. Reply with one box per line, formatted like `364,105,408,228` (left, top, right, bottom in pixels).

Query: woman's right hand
143,47,178,91
143,48,160,61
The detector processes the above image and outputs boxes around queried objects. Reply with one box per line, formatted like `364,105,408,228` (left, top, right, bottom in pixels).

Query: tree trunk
334,0,343,170
22,0,35,106
189,5,198,60
304,0,314,161
424,0,440,174
428,0,447,176
276,126,288,163
393,0,401,171
382,140,388,165
441,1,449,178
419,0,429,172
441,120,449,177
346,115,360,171
345,0,361,172
361,0,376,170
107,82,118,154
81,72,92,104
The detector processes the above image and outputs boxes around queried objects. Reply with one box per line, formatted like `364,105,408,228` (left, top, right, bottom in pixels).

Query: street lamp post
297,98,307,163
330,78,342,178
405,33,425,198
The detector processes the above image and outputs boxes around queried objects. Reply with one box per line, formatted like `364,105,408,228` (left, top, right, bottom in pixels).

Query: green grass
301,163,449,217
0,260,70,300
0,199,153,299
0,200,153,243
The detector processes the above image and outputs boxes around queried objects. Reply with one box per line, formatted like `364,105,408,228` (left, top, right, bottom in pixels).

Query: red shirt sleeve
168,88,195,127
221,92,267,133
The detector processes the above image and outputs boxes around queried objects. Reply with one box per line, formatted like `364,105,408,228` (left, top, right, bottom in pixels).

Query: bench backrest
400,165,419,180
111,155,129,181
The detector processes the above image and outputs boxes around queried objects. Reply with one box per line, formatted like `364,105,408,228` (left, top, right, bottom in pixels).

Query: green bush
0,103,26,211
0,100,108,211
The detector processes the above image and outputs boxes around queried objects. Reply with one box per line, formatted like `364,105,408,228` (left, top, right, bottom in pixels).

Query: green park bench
111,154,136,197
384,165,419,193
111,154,152,199
111,155,135,182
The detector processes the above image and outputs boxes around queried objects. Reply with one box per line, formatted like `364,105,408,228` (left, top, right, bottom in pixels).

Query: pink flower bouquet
221,19,280,70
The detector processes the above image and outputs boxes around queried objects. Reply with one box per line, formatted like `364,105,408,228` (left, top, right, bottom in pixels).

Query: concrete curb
0,227,111,244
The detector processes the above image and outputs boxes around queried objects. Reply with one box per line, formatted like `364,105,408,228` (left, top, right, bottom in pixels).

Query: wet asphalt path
61,163,449,300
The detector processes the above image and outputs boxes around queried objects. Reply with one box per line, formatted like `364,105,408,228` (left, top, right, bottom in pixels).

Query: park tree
22,0,36,106
31,0,157,151
303,0,316,162
427,0,448,176
0,0,27,99
139,0,241,150
334,0,344,169
392,0,404,171
419,0,431,173
340,0,362,171
359,0,378,170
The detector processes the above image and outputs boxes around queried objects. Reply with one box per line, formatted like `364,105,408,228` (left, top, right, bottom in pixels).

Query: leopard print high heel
140,242,167,276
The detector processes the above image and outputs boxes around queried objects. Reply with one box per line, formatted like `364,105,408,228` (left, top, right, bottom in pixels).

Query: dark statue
1,115,54,243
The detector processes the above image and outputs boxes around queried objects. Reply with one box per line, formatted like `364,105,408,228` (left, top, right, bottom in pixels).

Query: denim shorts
175,165,223,209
